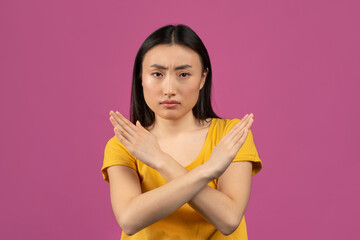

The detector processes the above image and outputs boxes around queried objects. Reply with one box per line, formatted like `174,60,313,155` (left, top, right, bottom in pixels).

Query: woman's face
141,44,208,121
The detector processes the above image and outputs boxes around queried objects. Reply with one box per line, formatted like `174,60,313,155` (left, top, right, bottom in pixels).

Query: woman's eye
152,72,163,77
179,73,190,77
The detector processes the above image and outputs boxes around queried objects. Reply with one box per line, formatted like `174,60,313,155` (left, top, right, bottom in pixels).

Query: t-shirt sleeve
223,118,263,176
101,135,137,183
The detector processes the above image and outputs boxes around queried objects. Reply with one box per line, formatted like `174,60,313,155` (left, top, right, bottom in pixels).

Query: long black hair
130,24,221,127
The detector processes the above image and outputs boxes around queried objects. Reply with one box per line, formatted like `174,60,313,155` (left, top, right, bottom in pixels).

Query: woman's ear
199,68,209,90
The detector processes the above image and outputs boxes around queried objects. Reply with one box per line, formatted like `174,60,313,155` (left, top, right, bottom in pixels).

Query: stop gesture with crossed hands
109,110,253,178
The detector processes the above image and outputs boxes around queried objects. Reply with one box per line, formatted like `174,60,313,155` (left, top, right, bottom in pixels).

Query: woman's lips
161,103,179,108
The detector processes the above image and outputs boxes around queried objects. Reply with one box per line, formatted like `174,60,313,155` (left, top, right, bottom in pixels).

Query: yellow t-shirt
101,118,263,240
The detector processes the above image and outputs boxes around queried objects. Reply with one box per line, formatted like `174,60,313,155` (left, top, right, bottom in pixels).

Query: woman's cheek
187,85,201,100
142,76,156,88
143,83,163,112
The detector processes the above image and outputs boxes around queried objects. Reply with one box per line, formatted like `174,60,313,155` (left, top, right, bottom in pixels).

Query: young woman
101,24,262,240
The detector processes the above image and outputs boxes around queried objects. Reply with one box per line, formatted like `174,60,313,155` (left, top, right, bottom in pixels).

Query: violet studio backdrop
0,0,359,239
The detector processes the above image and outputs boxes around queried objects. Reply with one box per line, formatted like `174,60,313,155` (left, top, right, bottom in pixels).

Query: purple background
1,0,359,239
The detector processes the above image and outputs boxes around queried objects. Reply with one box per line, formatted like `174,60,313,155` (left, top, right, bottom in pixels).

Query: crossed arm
107,153,252,236
107,111,253,236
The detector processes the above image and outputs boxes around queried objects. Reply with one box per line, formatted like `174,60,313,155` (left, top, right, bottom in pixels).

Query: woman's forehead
143,44,201,68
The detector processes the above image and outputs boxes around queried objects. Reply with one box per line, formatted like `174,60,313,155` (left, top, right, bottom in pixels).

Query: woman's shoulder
105,135,123,147
212,117,241,128
104,135,134,156
210,117,249,138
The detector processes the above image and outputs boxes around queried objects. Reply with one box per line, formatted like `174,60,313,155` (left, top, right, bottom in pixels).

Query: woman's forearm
120,162,213,236
156,154,241,235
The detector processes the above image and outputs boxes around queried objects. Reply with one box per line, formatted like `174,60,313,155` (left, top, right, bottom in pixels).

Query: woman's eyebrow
150,64,192,70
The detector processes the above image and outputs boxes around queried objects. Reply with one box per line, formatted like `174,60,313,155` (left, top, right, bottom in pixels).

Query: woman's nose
163,75,176,96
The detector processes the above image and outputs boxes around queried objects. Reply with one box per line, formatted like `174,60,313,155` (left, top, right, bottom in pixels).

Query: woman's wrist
200,159,221,180
156,153,184,179
155,152,216,183
155,152,173,172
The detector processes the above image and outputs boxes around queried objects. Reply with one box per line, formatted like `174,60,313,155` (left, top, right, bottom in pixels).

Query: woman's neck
146,113,210,139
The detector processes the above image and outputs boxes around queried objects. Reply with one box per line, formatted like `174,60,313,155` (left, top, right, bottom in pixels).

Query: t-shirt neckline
185,118,215,170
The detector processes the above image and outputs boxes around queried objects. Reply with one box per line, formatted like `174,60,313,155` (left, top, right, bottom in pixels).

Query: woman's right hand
204,113,254,179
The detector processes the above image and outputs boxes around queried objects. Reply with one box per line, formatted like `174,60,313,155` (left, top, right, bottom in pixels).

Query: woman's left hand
109,110,165,170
